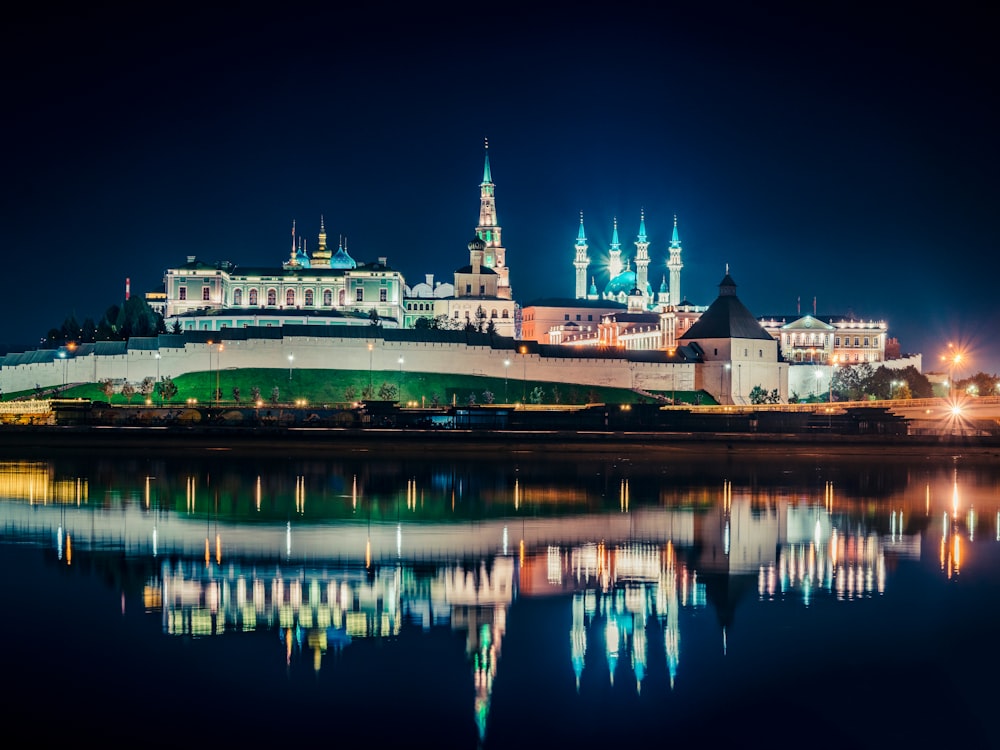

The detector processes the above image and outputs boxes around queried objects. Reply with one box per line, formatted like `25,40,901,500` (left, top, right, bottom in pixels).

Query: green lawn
19,368,713,407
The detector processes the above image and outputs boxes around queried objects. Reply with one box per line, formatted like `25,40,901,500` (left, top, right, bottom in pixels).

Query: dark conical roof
680,274,772,341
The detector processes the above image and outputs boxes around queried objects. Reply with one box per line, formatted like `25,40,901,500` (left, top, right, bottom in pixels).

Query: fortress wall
2,335,703,396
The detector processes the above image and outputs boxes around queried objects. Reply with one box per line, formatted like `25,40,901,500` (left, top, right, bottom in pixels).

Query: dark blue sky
3,3,997,374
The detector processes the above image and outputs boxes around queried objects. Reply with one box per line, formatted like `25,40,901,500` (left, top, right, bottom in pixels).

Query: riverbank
1,423,998,457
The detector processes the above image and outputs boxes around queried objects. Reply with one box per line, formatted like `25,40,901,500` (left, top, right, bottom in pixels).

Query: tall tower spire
310,215,331,267
475,138,511,299
667,214,684,306
634,209,650,306
574,212,589,299
607,217,623,282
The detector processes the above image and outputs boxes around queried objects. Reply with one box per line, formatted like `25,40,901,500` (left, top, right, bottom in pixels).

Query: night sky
3,3,997,374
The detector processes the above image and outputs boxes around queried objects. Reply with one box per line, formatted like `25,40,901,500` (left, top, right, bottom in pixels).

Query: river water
1,442,998,748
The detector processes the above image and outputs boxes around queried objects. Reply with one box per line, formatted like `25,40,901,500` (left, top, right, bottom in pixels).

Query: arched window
286,289,295,307
324,289,332,306
233,289,242,306
249,289,258,306
491,309,498,318
339,289,346,306
267,289,277,306
304,289,314,306
502,310,509,319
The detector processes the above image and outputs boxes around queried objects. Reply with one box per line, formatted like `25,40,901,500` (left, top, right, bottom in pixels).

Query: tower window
202,287,210,301
356,288,364,302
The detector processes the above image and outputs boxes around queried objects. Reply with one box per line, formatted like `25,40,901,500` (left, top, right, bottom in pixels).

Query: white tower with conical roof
573,212,589,299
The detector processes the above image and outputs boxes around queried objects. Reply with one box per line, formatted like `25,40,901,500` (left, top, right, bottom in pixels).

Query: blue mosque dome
604,271,652,298
330,244,357,269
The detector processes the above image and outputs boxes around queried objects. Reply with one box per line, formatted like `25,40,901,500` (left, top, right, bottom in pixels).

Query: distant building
162,219,407,332
757,314,888,365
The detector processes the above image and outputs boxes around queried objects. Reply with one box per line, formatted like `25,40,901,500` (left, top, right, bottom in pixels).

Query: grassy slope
21,368,714,406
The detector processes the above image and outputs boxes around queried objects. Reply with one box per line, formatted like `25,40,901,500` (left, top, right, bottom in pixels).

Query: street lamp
216,344,224,404
724,363,731,405
368,343,374,395
829,357,837,403
520,346,527,401
941,342,966,398
815,368,823,399
58,351,66,387
503,359,510,403
397,356,404,401
155,353,161,405
288,353,294,381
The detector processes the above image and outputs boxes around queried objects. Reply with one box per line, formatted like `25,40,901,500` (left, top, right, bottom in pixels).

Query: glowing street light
288,353,294,381
829,356,838,403
814,368,823,398
503,358,510,403
368,343,374,395
941,343,965,398
155,353,162,405
520,346,528,401
216,343,224,403
397,356,404,401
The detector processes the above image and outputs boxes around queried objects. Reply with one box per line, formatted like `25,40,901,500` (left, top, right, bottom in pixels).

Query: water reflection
1,448,999,746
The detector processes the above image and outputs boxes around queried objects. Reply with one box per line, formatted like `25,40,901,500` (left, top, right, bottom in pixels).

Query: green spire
611,217,621,251
576,211,587,245
637,209,647,243
482,137,492,184
671,214,681,247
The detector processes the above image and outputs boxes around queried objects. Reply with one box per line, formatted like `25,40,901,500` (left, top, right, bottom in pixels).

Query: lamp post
155,353,161,405
59,351,66,387
503,359,510,403
368,343,374,396
397,356,404,402
828,357,837,403
815,368,823,399
724,363,731,405
288,353,294,381
216,344,224,404
520,347,527,402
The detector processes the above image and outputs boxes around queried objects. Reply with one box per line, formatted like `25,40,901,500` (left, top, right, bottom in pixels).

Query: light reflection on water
1,448,999,747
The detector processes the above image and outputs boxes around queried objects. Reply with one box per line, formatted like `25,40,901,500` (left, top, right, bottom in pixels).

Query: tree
369,308,381,327
121,381,136,404
474,306,487,333
116,296,160,339
378,382,398,401
467,392,477,405
99,378,115,402
486,318,497,336
250,386,261,403
361,383,375,399
270,386,280,404
529,386,544,404
749,385,768,405
232,386,241,403
140,376,155,401
171,320,182,335
158,376,178,403
957,371,1000,397
344,385,357,401
482,390,495,404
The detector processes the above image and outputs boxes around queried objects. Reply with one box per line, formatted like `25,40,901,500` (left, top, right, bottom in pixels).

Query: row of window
564,314,595,322
177,287,389,306
452,309,510,319
783,335,879,348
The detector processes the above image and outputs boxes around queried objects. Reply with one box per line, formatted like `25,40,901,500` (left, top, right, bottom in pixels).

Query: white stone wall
0,335,715,398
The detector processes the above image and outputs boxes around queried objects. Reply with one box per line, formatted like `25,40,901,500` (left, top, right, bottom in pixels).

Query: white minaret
634,209,650,307
476,138,510,299
667,215,684,306
607,217,623,282
574,212,589,299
